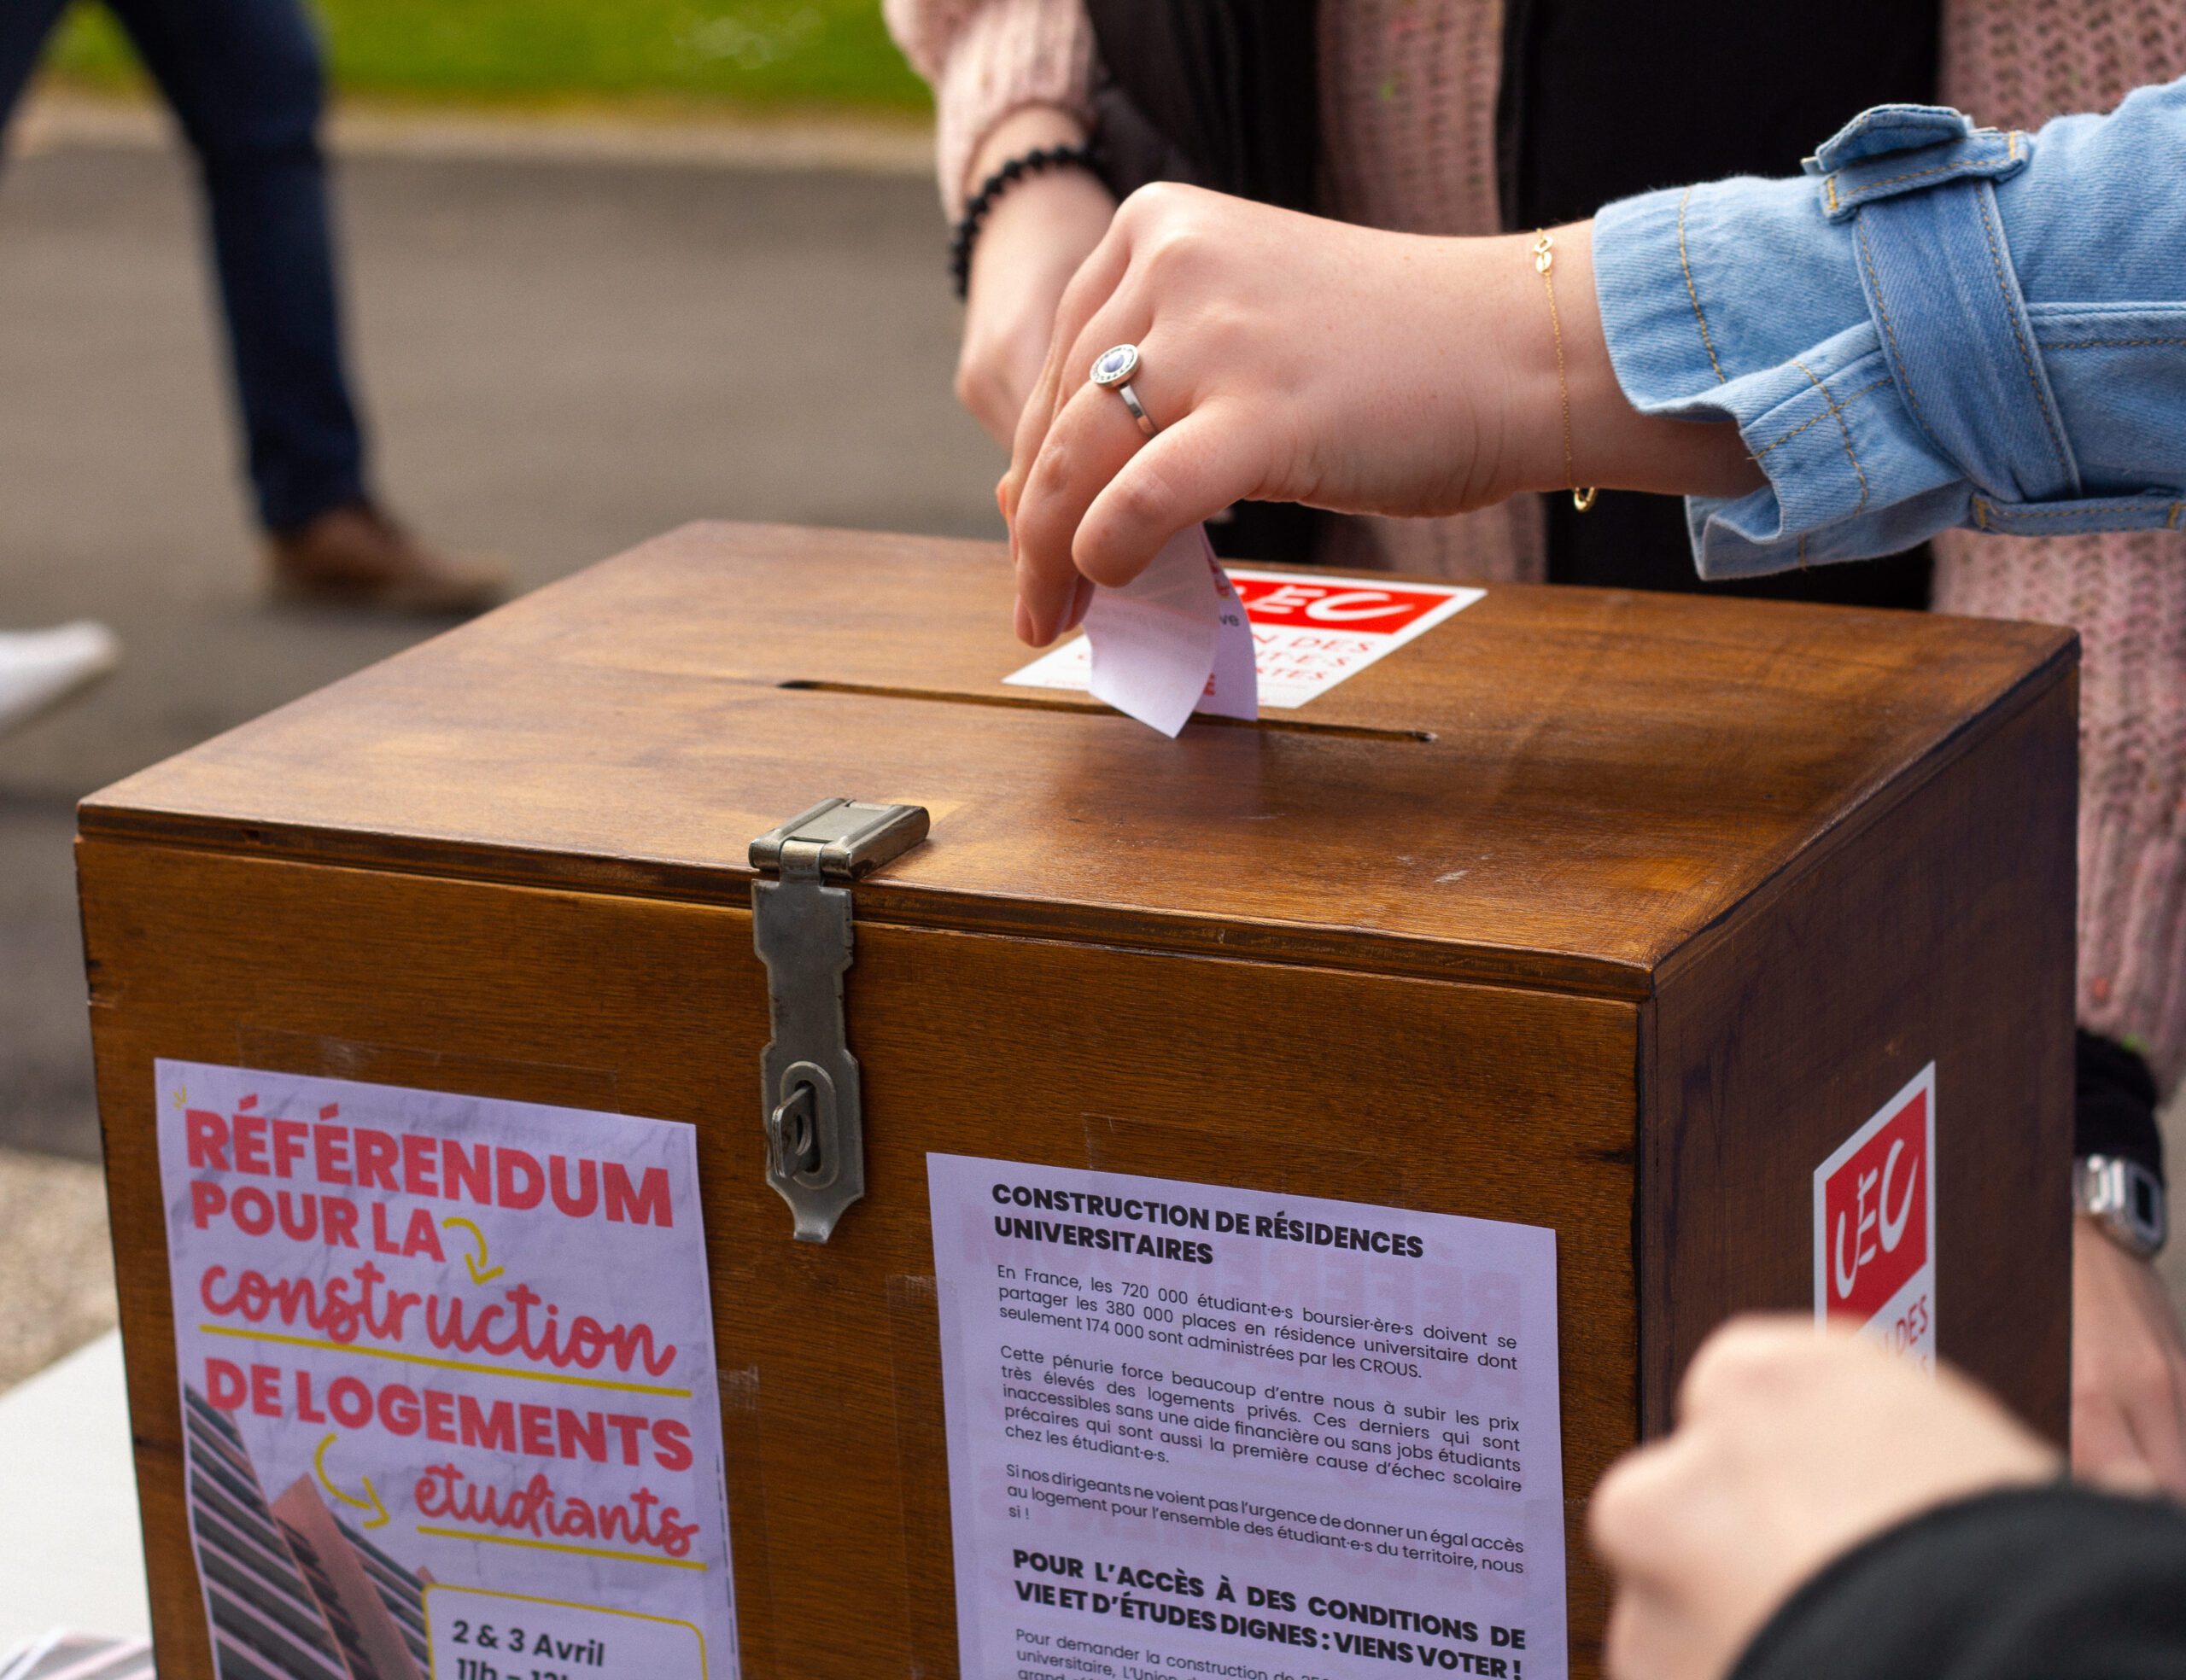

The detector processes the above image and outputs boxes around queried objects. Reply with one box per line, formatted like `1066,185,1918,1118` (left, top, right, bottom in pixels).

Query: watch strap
2074,1029,2165,1183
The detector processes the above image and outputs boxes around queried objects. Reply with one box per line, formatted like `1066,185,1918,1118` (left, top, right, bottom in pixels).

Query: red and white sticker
1814,1064,1937,1368
1004,568,1485,710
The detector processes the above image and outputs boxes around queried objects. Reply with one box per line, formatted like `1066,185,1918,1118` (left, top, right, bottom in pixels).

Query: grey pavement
0,1148,114,1390
0,108,1000,1168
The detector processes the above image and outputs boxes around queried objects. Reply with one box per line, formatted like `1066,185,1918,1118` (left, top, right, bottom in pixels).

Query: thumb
1071,410,1269,586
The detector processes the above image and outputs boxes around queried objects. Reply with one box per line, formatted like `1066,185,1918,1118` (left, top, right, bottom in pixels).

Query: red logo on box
1819,1086,1929,1323
1230,577,1455,633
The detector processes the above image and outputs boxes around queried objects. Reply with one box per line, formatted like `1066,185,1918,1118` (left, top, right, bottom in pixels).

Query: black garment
1082,0,1317,213
1733,1486,2186,1680
1497,0,1939,605
2078,1030,2166,1183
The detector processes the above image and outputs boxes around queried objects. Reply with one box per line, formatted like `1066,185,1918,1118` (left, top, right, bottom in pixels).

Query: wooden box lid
80,522,2072,998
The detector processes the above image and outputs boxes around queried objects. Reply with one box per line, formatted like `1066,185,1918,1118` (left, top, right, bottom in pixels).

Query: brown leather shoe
268,501,507,615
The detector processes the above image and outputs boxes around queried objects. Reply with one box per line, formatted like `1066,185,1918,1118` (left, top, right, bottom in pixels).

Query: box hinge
748,798,929,1242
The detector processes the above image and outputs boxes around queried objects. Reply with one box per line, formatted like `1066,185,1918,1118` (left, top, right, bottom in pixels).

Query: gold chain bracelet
1531,230,1599,513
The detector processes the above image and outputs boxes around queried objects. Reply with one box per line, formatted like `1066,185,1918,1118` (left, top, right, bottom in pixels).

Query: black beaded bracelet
949,141,1102,299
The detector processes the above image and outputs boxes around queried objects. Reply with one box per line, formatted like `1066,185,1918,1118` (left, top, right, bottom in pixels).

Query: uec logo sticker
1815,1065,1937,1367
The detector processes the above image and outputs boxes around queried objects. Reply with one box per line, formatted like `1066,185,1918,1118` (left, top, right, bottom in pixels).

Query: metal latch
748,798,929,1242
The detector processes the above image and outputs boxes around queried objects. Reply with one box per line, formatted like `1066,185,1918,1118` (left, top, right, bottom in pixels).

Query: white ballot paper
1080,523,1259,737
1009,566,1484,715
928,1155,1567,1680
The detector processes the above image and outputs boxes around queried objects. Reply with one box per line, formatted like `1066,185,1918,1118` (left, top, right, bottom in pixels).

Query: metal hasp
748,798,929,1242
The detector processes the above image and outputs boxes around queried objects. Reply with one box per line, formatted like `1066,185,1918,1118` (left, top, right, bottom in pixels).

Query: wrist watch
2074,1153,2169,1258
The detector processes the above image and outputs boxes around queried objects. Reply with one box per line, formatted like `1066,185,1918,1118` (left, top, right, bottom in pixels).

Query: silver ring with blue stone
1090,342,1158,438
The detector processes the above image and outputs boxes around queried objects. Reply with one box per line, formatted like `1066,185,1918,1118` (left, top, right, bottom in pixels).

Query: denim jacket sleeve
1591,75,2186,578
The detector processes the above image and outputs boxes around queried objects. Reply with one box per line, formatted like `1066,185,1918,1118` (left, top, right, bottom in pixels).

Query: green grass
48,0,931,112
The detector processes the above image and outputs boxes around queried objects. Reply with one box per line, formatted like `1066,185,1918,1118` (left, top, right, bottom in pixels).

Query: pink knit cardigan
885,0,2186,1089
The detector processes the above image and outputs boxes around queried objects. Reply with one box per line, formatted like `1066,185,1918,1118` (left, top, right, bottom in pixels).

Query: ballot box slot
774,678,1437,743
748,796,931,1243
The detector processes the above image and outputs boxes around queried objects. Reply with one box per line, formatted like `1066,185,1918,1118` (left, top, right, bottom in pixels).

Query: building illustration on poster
184,1385,434,1678
155,1061,737,1680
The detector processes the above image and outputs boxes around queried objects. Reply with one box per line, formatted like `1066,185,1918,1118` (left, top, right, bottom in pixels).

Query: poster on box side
156,1059,738,1679
927,1154,1566,1680
1005,569,1485,711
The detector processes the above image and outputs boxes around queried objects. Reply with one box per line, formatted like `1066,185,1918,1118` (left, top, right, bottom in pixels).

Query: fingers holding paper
997,189,1768,649
1004,187,1306,646
1010,388,1269,645
999,184,1524,648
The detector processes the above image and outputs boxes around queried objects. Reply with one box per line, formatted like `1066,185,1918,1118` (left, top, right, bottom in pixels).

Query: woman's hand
956,108,1117,447
1000,184,1758,645
2072,1216,2186,1495
1590,1318,2059,1680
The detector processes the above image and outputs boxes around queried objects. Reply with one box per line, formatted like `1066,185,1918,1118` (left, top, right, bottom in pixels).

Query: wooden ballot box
79,522,2076,1680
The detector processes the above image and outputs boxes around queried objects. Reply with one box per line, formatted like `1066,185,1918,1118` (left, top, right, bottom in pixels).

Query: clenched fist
1588,1318,2058,1680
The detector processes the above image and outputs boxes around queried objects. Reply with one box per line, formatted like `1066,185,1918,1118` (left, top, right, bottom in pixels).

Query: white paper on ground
156,1061,738,1679
927,1153,1568,1680
1078,524,1258,737
1008,565,1484,713
0,1630,153,1680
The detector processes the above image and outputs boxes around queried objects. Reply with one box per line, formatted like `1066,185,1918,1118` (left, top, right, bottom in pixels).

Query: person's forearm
961,104,1113,304
996,187,1778,645
955,107,1114,446
1501,223,1763,504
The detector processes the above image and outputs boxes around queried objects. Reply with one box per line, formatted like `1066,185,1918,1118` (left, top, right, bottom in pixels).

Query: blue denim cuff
1593,181,1962,577
1593,84,2186,576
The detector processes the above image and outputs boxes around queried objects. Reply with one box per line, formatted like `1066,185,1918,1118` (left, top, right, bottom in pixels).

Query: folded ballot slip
1004,534,1487,731
1074,523,1257,738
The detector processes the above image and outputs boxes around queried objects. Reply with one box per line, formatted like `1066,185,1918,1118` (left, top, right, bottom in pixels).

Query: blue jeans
1,0,367,531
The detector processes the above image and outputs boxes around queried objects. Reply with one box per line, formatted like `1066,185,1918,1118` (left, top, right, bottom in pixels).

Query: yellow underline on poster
196,1324,692,1398
415,1525,708,1572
